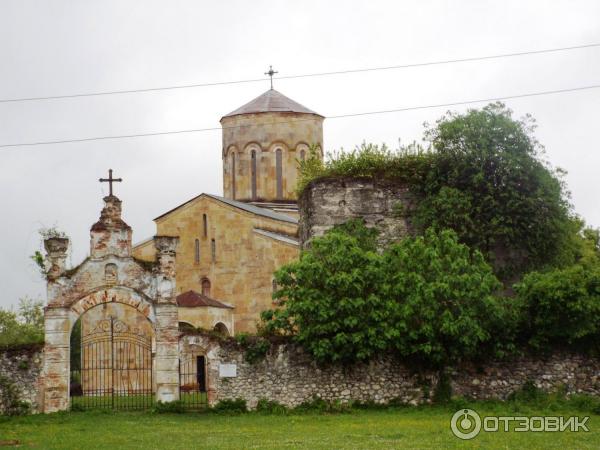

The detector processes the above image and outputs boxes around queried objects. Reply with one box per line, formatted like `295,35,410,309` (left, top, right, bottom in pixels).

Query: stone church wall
298,177,417,249
182,334,600,409
0,346,44,414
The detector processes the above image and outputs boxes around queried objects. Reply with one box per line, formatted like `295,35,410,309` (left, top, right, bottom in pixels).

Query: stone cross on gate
264,65,278,90
99,169,122,196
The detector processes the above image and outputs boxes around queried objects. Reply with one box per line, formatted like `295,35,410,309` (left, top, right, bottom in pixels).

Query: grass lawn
1,405,599,449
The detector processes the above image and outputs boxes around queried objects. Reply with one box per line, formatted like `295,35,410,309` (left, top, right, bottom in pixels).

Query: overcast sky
1,0,599,309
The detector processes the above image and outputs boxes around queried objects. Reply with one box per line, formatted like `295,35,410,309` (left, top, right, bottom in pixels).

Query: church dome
220,89,324,204
221,89,323,120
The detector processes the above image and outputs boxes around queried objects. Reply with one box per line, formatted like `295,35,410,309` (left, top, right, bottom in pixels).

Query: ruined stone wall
299,177,417,249
181,335,600,409
0,347,43,414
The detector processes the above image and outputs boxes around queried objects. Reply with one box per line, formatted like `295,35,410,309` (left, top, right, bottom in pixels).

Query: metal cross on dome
99,169,122,196
264,65,278,89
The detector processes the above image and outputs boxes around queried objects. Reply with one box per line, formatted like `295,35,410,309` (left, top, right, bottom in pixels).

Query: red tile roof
176,290,233,309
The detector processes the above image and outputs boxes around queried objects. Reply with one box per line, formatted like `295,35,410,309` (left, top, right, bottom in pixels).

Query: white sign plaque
219,363,237,378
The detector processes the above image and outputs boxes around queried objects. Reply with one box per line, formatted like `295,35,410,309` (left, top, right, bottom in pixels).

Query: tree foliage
262,223,511,366
516,264,600,353
297,103,578,278
261,230,390,363
417,103,575,275
0,298,44,348
382,229,514,365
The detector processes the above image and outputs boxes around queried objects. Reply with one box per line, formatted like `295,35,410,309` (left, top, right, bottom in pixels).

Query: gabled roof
154,193,298,224
221,89,323,119
176,290,233,309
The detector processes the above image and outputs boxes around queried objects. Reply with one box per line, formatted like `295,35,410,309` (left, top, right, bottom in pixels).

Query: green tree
515,264,600,352
0,298,44,348
383,228,512,366
261,230,392,364
417,103,574,276
262,223,515,366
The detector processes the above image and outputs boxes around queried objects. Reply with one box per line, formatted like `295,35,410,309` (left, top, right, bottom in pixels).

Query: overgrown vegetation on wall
298,103,595,278
269,103,600,366
262,220,600,365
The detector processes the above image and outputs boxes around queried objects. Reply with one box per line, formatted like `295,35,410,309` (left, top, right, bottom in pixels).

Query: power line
1,83,598,149
1,43,599,104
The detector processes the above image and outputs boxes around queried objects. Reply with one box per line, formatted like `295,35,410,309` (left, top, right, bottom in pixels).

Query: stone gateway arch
41,192,180,412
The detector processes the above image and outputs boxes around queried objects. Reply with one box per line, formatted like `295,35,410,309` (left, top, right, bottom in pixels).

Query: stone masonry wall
181,334,600,409
0,347,44,414
299,177,417,249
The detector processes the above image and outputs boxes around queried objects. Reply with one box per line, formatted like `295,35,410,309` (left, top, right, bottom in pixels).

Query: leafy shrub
263,222,514,366
515,263,600,352
255,399,288,415
262,230,391,364
235,333,270,364
383,228,514,366
211,398,247,414
152,400,185,414
0,375,30,416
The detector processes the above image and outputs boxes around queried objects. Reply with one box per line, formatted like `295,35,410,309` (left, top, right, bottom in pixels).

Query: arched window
275,148,283,199
300,149,306,162
202,214,208,238
194,239,200,263
201,278,211,297
231,152,236,200
213,322,229,336
211,239,216,263
251,150,257,200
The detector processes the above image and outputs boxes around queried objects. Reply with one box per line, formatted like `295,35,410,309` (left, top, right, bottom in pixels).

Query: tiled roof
222,89,322,119
176,290,233,309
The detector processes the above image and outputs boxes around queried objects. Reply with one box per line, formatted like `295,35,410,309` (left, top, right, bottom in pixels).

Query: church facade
133,89,324,334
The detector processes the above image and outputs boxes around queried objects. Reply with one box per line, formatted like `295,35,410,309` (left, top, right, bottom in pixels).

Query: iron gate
70,317,154,410
179,355,208,409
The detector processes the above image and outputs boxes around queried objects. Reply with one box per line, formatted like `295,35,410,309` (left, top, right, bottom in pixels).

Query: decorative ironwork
179,355,208,410
70,316,153,410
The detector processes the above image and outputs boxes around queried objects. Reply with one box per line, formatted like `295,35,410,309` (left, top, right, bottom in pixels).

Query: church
132,88,324,335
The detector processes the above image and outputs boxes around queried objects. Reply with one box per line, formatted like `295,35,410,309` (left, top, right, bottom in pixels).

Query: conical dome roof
221,89,322,120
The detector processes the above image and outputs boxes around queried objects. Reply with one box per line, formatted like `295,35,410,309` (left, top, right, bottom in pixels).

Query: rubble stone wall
299,177,417,249
181,334,600,409
0,347,44,414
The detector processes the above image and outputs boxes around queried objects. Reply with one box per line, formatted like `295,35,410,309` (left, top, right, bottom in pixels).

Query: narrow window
275,148,283,199
202,214,208,238
251,150,257,200
194,239,200,263
231,152,236,200
211,239,216,263
300,149,306,162
201,278,211,296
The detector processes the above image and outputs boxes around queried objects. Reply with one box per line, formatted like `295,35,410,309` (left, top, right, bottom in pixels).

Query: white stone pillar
153,236,180,403
42,307,71,413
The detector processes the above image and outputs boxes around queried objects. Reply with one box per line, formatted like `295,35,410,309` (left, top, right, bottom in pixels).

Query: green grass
1,404,599,449
70,392,207,410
